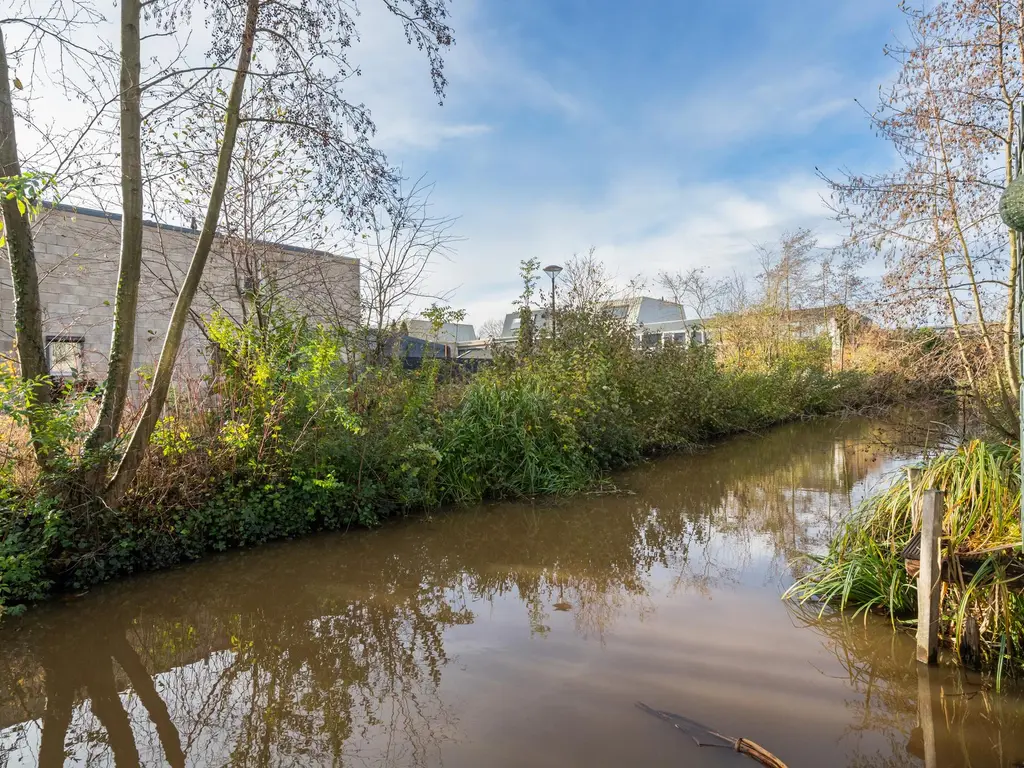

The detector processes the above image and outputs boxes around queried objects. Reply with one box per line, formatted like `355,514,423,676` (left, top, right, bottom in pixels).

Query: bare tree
147,93,352,337
0,1,115,467
0,32,51,465
755,228,817,316
0,0,456,502
477,317,505,340
718,269,749,314
656,266,725,322
561,247,616,313
824,0,1023,435
358,176,459,361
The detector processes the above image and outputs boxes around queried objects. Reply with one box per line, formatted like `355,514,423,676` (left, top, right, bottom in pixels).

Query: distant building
404,319,477,347
400,319,489,364
710,304,873,367
497,296,707,349
780,305,871,341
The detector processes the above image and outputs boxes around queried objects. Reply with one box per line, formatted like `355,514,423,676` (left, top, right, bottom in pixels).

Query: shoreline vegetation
0,301,938,618
787,441,1023,682
2,0,1024,702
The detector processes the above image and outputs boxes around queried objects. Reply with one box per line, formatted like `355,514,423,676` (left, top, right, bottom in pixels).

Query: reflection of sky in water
1,416,1021,768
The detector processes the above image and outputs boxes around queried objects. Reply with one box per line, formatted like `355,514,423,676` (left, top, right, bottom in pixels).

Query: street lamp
543,264,563,339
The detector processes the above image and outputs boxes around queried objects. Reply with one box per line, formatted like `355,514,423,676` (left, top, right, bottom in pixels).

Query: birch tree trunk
80,0,144,487
107,0,260,502
0,27,52,467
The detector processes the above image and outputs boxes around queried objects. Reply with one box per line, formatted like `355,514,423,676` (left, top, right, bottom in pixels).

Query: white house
404,319,477,347
498,296,707,348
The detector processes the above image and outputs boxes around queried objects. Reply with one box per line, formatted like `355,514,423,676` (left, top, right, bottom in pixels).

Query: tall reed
787,440,1023,681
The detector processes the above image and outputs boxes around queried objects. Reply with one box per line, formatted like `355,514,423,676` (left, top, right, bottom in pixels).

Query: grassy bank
0,309,926,616
787,440,1023,682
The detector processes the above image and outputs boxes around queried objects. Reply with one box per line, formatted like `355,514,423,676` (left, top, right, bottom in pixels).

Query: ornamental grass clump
787,440,1023,682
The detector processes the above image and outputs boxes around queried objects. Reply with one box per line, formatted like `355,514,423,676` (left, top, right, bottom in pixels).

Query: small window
46,335,85,378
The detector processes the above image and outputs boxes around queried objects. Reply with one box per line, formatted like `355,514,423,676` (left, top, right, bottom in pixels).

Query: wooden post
916,664,939,768
907,466,922,531
916,489,944,665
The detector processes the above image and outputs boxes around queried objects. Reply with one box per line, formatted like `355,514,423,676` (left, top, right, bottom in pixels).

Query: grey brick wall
0,205,359,393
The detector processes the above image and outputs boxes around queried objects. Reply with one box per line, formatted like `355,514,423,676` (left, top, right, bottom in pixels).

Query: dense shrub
0,307,914,615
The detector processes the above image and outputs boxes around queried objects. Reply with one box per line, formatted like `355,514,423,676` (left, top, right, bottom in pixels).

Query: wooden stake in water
916,664,938,768
916,489,944,665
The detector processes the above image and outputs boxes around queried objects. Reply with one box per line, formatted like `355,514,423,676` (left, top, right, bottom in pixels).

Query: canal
1,416,1022,767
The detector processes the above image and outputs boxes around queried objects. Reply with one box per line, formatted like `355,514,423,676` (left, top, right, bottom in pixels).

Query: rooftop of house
404,319,477,344
781,305,872,324
498,296,702,338
710,304,873,326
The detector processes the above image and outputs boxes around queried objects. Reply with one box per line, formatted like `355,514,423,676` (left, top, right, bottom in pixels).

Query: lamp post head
543,264,563,279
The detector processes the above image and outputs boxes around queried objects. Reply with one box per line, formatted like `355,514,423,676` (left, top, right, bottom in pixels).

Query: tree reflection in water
1,414,1012,768
1,587,469,767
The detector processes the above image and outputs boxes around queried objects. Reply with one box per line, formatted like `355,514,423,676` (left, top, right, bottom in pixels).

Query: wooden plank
916,489,944,665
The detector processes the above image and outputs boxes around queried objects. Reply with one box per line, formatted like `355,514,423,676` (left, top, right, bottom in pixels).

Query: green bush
437,370,594,502
0,309,903,615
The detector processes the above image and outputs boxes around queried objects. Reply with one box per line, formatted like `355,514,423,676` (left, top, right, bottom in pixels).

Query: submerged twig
635,701,788,768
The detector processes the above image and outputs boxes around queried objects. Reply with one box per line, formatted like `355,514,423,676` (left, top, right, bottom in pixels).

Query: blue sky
348,0,905,327
11,0,905,327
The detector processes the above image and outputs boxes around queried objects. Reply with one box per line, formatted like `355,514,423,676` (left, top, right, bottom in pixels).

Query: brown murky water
2,416,1022,768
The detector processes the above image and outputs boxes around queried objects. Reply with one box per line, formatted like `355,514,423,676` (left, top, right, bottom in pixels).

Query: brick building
0,204,359,386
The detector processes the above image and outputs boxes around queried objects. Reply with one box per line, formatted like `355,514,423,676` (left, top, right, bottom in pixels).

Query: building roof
782,305,872,324
497,296,699,339
405,319,477,344
41,201,356,263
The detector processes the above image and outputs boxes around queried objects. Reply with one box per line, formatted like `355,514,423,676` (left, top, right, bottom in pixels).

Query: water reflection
2,583,468,766
793,603,1024,767
1,415,1019,767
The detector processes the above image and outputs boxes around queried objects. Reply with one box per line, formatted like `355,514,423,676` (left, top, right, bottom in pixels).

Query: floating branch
635,701,788,768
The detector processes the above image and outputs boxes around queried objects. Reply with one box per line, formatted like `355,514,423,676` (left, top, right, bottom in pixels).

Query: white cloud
422,172,841,328
342,0,586,154
334,6,887,332
377,121,493,151
8,0,893,338
654,65,857,148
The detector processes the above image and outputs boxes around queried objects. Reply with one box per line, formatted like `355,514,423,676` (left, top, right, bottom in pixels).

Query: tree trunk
83,657,142,768
107,0,261,502
37,647,75,768
80,0,144,489
0,28,53,468
109,631,185,767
